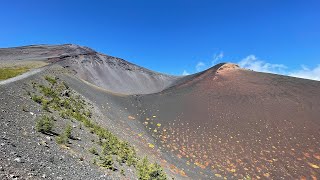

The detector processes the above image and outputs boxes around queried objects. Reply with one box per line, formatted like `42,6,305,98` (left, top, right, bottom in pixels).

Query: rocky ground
0,69,127,179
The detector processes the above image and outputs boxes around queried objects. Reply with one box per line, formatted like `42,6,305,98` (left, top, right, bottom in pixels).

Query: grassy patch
0,67,29,80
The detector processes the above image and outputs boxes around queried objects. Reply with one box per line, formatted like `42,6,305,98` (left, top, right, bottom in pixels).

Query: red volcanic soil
136,63,320,179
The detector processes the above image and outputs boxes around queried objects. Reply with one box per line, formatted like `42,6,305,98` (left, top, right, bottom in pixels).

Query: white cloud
238,54,319,81
288,65,320,81
238,55,287,74
196,62,206,72
212,52,224,65
182,70,190,76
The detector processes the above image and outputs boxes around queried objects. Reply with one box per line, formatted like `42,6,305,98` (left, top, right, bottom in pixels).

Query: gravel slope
0,44,180,94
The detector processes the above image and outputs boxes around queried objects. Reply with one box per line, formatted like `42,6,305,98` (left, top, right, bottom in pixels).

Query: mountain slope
137,63,320,179
0,44,179,94
1,44,320,179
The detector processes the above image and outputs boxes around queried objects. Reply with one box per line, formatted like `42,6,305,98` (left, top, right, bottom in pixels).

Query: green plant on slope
39,85,57,97
89,147,99,155
36,115,54,134
137,157,167,180
56,134,68,145
45,76,57,85
56,124,72,145
64,124,72,138
100,155,114,170
149,163,167,180
32,95,43,104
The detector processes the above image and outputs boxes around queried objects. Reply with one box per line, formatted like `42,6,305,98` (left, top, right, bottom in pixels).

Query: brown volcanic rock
137,64,320,179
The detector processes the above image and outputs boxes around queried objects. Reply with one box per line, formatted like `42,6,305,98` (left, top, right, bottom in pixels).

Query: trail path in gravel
0,66,47,85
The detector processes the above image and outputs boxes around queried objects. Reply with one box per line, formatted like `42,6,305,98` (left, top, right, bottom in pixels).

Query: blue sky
1,0,319,80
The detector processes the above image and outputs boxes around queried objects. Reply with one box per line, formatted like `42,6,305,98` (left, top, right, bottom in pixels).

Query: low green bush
45,76,57,85
100,155,114,170
32,95,43,104
64,124,72,138
56,124,73,145
56,134,68,145
36,115,54,134
39,85,57,97
89,147,99,155
137,157,167,180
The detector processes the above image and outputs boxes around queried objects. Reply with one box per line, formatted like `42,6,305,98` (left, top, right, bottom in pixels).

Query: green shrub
89,147,99,155
92,158,97,165
39,85,57,97
64,124,72,138
120,168,125,176
149,163,167,180
56,124,72,145
36,115,54,134
32,95,43,104
137,157,167,180
42,102,49,111
45,76,57,85
100,155,114,170
56,134,68,144
137,157,150,180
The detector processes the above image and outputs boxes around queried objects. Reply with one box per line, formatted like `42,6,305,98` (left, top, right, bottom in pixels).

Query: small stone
46,136,52,141
14,157,22,163
10,174,19,178
42,174,47,178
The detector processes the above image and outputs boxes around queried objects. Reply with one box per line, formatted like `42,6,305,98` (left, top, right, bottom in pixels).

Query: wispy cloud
238,55,287,74
238,54,319,81
212,52,224,65
288,65,320,81
196,62,206,72
183,53,319,81
182,70,190,76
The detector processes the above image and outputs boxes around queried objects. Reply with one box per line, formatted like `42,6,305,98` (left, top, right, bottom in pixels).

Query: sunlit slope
137,63,320,179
